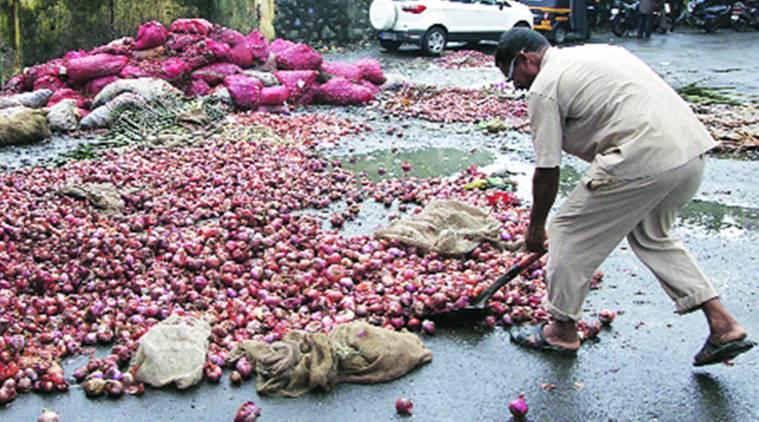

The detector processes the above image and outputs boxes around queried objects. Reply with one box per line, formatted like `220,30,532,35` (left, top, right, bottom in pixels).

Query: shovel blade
428,307,488,326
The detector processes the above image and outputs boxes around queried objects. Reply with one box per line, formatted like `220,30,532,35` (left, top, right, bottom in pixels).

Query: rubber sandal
509,322,579,356
693,336,756,367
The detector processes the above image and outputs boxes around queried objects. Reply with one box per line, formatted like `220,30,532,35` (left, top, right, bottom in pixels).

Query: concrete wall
274,0,374,45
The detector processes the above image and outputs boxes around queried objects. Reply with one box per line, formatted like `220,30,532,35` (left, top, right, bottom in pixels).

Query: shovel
428,251,546,326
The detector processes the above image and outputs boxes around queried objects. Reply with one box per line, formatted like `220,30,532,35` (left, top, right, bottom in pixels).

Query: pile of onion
0,125,605,404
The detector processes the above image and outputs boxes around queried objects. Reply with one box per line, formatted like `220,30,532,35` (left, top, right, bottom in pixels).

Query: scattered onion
83,378,106,398
234,401,262,422
508,393,528,419
105,380,124,397
599,309,616,326
37,409,60,422
235,357,253,380
395,397,413,415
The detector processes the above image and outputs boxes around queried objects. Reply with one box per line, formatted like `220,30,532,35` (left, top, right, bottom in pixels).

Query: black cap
495,28,550,67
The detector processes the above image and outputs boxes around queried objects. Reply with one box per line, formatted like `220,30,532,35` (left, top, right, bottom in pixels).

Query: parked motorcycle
610,1,641,36
731,0,759,30
610,0,673,36
654,1,675,32
687,0,733,31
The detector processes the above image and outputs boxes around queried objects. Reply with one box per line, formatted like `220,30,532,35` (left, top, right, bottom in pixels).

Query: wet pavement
2,30,759,421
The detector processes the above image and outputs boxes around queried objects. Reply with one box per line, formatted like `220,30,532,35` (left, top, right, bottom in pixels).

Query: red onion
208,353,225,367
125,382,145,396
205,364,222,383
37,409,60,422
234,401,262,422
73,367,89,382
121,372,135,386
395,397,414,415
421,320,436,335
0,385,16,404
599,309,616,326
105,380,124,397
230,370,243,385
484,315,497,328
17,377,33,393
577,320,602,341
235,357,253,379
83,378,106,397
508,393,528,419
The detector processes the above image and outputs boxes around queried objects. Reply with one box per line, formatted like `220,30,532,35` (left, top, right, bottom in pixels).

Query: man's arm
526,167,560,252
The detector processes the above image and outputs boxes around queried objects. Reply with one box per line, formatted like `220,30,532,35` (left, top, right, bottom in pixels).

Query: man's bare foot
702,298,748,344
543,321,581,351
710,325,748,345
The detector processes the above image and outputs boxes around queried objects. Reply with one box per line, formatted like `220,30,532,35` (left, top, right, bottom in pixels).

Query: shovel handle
470,251,546,307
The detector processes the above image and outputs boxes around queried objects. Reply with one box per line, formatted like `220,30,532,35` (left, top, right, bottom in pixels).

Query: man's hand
525,224,547,252
527,167,559,253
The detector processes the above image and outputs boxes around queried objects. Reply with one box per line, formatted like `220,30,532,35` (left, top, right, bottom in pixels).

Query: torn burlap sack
374,200,505,256
58,182,125,214
0,107,51,147
228,321,433,397
130,315,211,389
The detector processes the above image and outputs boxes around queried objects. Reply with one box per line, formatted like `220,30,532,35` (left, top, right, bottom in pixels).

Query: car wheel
514,21,531,28
422,27,447,55
380,40,402,51
553,27,567,44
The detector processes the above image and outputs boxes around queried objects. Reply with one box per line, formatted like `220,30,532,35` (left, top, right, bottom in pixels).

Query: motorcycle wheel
732,19,751,31
611,17,627,37
703,20,718,32
657,16,674,33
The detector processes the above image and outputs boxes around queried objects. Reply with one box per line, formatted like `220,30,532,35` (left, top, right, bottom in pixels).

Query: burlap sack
80,92,147,129
374,200,504,256
130,315,211,389
47,99,80,132
229,331,337,398
92,77,182,108
0,107,50,147
0,89,53,110
331,321,433,384
229,321,433,397
59,182,125,214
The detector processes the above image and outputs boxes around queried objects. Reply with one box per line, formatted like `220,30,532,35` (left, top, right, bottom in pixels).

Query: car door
443,0,482,33
492,0,522,33
470,0,509,33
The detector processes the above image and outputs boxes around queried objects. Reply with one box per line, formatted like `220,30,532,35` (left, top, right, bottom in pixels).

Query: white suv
369,0,534,55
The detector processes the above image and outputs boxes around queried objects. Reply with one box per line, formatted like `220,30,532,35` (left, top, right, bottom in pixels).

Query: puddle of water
297,146,498,237
340,147,495,182
551,164,758,235
679,200,759,234
0,134,97,172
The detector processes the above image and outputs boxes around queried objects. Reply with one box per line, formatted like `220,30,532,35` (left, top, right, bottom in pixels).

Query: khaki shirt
528,45,715,179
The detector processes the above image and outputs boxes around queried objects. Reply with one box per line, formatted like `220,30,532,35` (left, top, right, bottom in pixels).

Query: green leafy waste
676,82,741,106
58,95,229,163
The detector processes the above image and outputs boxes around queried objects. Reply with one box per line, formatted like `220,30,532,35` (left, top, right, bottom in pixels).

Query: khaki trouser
543,156,718,321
